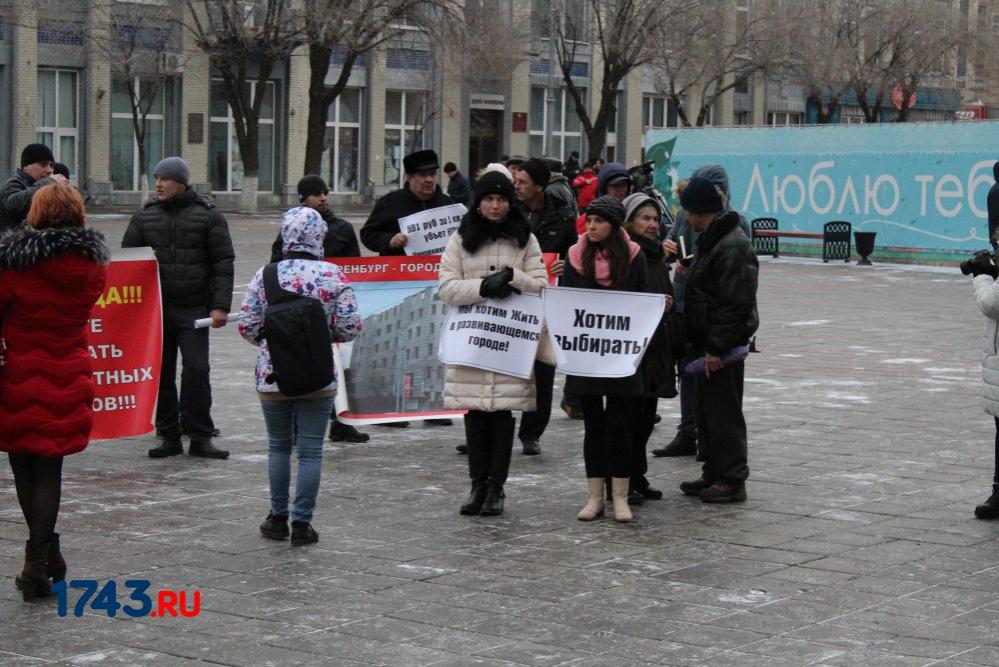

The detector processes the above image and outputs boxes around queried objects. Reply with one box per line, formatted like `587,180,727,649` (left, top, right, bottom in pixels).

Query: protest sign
331,256,464,425
88,248,163,441
399,203,467,256
542,286,665,378
438,293,544,380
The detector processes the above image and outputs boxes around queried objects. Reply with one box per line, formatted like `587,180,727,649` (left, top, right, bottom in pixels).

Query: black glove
479,267,521,299
967,251,999,278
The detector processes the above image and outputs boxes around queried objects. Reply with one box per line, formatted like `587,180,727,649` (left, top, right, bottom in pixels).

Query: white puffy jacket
438,231,552,412
974,274,999,416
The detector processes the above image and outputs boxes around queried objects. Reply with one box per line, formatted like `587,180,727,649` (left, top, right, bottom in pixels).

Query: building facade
0,0,989,208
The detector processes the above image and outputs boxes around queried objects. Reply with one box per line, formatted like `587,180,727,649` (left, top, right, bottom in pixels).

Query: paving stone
1,217,996,664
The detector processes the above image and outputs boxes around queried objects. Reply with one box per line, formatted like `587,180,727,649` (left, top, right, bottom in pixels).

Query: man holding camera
966,248,999,518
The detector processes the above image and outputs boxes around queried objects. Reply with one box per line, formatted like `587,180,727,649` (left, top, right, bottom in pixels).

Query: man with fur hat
360,149,455,256
677,176,758,503
269,174,368,444
0,143,68,233
122,157,235,460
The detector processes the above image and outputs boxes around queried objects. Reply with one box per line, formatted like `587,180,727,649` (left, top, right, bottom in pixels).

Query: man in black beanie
0,143,68,233
513,157,577,455
677,176,759,503
268,175,368,443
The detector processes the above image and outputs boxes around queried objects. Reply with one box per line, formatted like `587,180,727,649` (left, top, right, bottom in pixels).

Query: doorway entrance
468,109,502,176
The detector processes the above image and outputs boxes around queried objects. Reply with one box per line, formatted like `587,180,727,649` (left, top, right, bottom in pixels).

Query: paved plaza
2,212,999,665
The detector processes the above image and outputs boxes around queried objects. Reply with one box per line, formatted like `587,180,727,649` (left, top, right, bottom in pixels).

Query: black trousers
156,305,213,441
518,361,554,442
631,396,658,482
993,417,999,485
8,453,63,543
464,410,515,487
581,396,633,478
694,361,748,483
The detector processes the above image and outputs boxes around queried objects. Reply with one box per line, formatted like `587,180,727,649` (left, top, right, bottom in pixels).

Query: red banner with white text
88,248,162,441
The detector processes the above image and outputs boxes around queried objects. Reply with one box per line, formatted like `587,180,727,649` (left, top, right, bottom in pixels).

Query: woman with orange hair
0,183,108,600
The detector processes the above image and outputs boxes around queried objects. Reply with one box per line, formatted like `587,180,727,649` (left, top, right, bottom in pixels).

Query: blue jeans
260,396,333,523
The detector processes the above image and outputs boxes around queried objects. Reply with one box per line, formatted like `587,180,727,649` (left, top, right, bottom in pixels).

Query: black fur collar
459,208,532,254
0,226,110,270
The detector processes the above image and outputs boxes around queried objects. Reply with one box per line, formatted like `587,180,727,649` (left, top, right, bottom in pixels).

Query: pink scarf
567,228,641,287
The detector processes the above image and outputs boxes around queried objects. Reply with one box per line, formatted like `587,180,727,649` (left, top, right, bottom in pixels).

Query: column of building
85,0,112,203
285,45,311,203
180,3,212,194
367,46,388,188
10,4,39,170
624,69,643,166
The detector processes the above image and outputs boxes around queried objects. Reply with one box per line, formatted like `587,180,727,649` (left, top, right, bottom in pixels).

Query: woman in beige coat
439,171,549,517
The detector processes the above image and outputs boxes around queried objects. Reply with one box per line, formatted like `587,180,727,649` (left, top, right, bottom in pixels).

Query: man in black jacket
360,149,455,256
0,143,68,233
269,174,369,444
513,158,577,455
122,157,235,460
988,162,999,250
443,162,471,207
677,176,759,503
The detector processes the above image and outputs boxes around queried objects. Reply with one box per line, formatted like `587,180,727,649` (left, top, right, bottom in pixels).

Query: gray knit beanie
154,157,190,185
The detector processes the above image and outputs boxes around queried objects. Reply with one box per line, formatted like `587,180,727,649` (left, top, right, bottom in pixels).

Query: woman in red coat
0,183,108,600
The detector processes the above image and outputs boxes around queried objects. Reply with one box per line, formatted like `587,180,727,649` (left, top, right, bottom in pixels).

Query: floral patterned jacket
238,259,362,394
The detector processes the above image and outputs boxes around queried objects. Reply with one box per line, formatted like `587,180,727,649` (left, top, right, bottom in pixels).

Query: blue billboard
646,122,999,253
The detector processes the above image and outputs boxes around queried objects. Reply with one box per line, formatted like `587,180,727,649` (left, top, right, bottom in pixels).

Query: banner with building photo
438,293,544,380
542,286,665,378
89,248,163,441
399,204,468,256
331,256,463,425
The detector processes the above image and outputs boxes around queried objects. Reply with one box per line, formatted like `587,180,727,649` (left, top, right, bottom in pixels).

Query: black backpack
261,263,335,397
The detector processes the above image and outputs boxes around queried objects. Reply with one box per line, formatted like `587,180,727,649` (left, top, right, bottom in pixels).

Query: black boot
632,476,664,500
47,532,66,583
259,512,289,540
17,540,51,601
480,485,505,516
975,485,999,519
460,483,488,515
189,440,230,459
329,422,370,443
148,435,183,458
652,432,697,457
290,521,319,546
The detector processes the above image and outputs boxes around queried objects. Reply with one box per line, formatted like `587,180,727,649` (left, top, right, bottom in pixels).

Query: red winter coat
0,227,109,456
573,170,598,213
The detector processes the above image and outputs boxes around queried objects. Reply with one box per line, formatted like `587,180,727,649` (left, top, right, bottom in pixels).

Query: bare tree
89,1,184,199
301,0,463,177
547,0,695,160
783,0,850,123
651,0,787,128
184,0,303,211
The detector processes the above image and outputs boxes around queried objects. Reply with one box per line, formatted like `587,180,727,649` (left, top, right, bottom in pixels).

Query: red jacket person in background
0,183,109,600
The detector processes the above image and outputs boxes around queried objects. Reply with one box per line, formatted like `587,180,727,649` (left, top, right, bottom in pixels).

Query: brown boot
611,478,633,523
577,478,605,521
47,532,66,583
700,481,747,503
16,540,51,601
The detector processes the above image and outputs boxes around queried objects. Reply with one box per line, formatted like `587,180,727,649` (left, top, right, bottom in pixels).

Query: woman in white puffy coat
972,253,999,519
438,171,550,517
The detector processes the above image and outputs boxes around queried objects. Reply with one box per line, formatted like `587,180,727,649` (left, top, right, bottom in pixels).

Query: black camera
960,249,997,276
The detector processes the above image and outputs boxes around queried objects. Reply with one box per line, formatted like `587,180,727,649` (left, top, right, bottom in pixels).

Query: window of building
642,95,681,129
534,0,585,38
384,90,427,187
992,13,999,35
209,79,276,192
111,77,166,192
37,68,78,177
319,87,362,193
734,110,753,125
766,111,803,126
735,0,749,39
529,86,584,160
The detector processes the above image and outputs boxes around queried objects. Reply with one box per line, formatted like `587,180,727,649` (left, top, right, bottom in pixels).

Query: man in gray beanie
122,157,235,459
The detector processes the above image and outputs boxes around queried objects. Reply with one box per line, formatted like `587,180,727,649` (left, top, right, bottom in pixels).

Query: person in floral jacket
238,206,361,546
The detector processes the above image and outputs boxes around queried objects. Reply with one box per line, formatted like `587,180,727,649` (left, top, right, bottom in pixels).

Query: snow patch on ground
788,320,833,327
881,358,931,365
824,392,871,403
